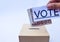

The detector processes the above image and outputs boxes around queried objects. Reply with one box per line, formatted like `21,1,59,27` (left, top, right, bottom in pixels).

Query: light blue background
0,0,60,42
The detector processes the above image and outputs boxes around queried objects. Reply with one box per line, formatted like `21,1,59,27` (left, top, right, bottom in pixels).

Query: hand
47,0,60,9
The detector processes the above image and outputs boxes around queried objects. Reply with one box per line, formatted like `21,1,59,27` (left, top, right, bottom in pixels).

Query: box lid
19,24,49,36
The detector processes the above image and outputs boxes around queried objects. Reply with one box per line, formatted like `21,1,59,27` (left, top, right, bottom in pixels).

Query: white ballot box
19,24,49,42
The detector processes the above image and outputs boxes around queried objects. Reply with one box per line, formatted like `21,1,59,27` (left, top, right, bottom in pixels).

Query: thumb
47,3,60,9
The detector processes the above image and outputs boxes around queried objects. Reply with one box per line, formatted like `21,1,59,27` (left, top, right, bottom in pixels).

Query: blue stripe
35,16,60,20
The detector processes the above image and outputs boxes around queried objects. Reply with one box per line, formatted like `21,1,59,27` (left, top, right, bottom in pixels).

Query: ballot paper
27,6,60,26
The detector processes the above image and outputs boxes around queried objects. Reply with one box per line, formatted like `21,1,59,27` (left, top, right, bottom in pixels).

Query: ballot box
19,24,49,42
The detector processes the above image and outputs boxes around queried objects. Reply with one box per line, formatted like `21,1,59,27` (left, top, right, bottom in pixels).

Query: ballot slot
29,28,40,30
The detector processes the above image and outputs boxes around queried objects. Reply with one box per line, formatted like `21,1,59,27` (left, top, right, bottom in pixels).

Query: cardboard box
19,24,49,42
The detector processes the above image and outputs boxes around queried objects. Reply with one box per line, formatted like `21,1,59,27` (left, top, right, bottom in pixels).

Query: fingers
48,0,59,4
49,0,60,2
49,0,56,3
47,3,60,9
55,0,60,2
47,0,60,9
